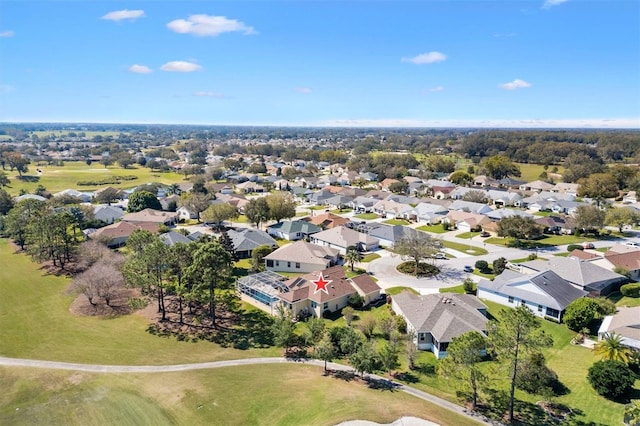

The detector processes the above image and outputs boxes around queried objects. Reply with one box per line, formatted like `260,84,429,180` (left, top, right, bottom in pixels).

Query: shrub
620,283,640,298
462,278,476,294
474,260,489,272
527,253,538,261
563,298,600,331
567,244,584,252
395,315,407,334
587,360,636,399
493,257,507,275
516,352,560,395
592,297,616,315
396,262,439,276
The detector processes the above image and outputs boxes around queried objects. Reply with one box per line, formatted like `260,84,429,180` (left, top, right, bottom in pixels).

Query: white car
624,241,640,247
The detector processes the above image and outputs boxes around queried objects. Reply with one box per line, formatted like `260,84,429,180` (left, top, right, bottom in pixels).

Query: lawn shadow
331,369,356,382
365,376,399,392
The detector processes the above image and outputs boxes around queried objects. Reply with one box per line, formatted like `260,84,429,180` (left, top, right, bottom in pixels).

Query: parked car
480,231,490,237
432,252,447,260
582,242,595,249
463,265,474,273
624,241,640,247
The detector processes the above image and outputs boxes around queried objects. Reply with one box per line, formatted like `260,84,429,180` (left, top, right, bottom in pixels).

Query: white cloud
499,79,532,90
193,91,225,98
101,9,145,22
128,64,152,74
401,51,447,65
160,61,202,72
0,30,15,37
543,0,568,8
318,118,640,129
295,87,312,94
167,14,256,36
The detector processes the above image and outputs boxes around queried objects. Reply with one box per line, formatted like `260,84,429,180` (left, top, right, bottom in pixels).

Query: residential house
535,215,576,235
486,190,522,207
551,182,580,196
363,223,422,247
308,189,336,205
450,187,483,201
160,194,182,211
53,189,92,203
391,292,488,359
350,274,382,306
303,211,350,229
591,246,640,281
406,202,449,224
122,208,179,226
236,266,380,318
379,178,400,191
477,269,587,321
598,307,640,351
93,205,125,224
88,221,159,247
517,256,627,296
372,199,412,219
227,228,278,259
311,226,379,253
519,180,555,192
448,200,494,215
267,220,323,241
485,209,534,222
359,171,378,182
324,194,354,210
159,231,193,246
349,196,377,213
264,241,340,273
444,210,490,232
14,194,47,202
236,181,265,193
176,206,199,221
473,175,498,188
497,177,526,189
432,186,455,200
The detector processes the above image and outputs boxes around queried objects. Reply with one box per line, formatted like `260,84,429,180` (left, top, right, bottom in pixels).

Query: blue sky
1,0,639,128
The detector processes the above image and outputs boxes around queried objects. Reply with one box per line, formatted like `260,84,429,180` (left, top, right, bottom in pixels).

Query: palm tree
344,249,363,271
593,332,632,364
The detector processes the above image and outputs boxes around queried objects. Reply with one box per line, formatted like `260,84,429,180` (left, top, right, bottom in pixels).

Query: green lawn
361,253,381,262
0,239,280,365
354,213,379,220
382,219,410,226
230,214,250,223
440,240,488,256
416,224,448,234
330,208,353,215
438,284,466,294
384,286,419,296
607,291,640,308
456,231,481,239
485,235,597,248
0,364,479,426
3,161,185,196
516,163,565,182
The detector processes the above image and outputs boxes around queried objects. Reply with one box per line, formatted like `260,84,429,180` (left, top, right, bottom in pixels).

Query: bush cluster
77,175,138,186
620,283,640,298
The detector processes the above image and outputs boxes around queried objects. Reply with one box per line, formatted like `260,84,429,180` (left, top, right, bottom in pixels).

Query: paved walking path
0,356,492,425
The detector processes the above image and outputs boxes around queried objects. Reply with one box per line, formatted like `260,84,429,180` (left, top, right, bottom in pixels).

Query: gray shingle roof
228,228,278,252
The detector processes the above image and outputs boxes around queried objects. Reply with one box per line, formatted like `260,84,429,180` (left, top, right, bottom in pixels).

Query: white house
264,241,340,273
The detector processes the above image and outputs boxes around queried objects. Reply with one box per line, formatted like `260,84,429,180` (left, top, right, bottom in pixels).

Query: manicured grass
440,240,488,256
516,163,565,182
0,239,280,365
472,269,494,279
607,291,640,308
438,284,466,294
3,161,185,196
416,224,448,234
456,231,481,239
485,235,597,248
345,267,368,279
354,213,379,220
384,286,419,296
382,219,410,226
508,256,546,263
553,252,571,257
361,253,381,262
230,214,249,223
330,208,353,215
0,364,479,426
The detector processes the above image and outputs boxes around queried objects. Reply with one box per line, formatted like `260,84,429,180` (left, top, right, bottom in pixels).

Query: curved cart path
0,356,492,425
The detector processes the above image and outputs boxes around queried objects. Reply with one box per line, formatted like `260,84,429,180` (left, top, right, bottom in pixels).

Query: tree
393,233,440,275
114,151,134,169
462,278,475,294
388,180,408,194
405,336,418,370
474,260,489,273
201,203,239,230
593,332,633,364
563,297,601,331
350,341,378,378
265,192,296,223
179,192,212,222
0,171,9,187
578,173,619,206
438,331,487,410
606,207,638,233
271,307,297,353
342,306,355,326
497,216,542,241
379,341,400,374
575,205,606,233
624,400,640,426
244,197,270,229
4,152,29,176
587,360,635,399
94,187,123,205
218,231,237,261
462,190,488,204
359,317,377,339
483,155,521,180
186,241,232,325
0,188,14,215
126,190,161,213
487,306,553,423
344,248,363,271
493,257,507,275
515,351,559,395
251,244,275,272
99,156,114,168
5,198,46,250
314,331,336,373
563,151,605,183
449,171,473,186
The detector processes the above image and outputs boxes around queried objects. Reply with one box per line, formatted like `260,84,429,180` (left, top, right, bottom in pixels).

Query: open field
0,239,280,365
0,364,480,426
2,161,185,196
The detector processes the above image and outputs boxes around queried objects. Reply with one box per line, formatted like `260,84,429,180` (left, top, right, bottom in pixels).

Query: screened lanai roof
237,271,289,297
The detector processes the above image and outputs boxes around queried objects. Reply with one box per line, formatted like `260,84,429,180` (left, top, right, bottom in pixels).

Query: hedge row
77,175,138,186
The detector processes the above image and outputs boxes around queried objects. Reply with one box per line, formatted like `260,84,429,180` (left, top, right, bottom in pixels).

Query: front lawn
440,240,488,256
385,286,419,295
382,219,410,226
456,231,481,239
416,224,448,234
361,253,381,262
353,213,379,220
485,234,604,248
607,291,640,308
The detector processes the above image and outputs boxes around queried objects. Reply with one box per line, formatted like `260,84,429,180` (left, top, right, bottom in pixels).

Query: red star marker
312,272,332,294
